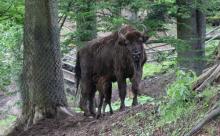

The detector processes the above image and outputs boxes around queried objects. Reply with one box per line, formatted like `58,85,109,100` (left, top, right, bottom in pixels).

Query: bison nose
132,54,140,61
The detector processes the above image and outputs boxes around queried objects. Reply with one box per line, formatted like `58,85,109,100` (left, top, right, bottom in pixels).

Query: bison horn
140,24,148,34
118,27,126,40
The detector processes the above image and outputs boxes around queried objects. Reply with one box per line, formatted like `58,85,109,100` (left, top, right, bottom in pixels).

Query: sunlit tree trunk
176,0,206,75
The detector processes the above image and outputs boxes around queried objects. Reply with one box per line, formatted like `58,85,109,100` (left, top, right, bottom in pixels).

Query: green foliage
0,115,16,135
108,85,220,136
0,21,22,91
105,96,154,112
205,40,219,63
144,2,174,31
142,63,163,78
0,0,24,24
142,60,176,78
158,70,197,125
167,70,196,102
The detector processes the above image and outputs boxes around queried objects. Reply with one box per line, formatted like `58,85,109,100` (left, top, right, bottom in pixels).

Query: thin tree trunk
176,0,206,75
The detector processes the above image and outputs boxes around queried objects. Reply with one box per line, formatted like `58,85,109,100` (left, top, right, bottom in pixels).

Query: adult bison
75,25,148,116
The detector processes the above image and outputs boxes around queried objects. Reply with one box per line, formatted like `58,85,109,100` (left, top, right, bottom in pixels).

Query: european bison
75,25,149,116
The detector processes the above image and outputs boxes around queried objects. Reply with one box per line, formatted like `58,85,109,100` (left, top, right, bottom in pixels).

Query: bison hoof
83,112,90,117
96,113,105,119
119,106,125,111
110,110,113,115
96,114,101,119
132,101,138,106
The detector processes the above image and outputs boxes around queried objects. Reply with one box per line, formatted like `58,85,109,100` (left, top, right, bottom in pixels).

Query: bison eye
125,40,129,45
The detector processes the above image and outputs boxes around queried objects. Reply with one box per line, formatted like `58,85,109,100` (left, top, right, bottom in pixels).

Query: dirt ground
3,72,220,136
9,104,155,136
1,72,175,136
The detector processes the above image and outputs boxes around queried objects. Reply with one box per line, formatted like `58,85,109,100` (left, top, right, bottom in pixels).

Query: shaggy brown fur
96,76,113,118
75,25,148,116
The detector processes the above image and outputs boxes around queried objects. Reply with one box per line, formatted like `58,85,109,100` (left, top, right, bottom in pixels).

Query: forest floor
2,72,220,136
1,72,173,136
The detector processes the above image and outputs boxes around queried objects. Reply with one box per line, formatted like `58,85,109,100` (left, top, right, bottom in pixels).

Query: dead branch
60,15,67,30
206,35,220,43
59,1,73,30
206,26,220,36
192,64,218,90
185,105,220,136
145,43,169,50
195,64,220,91
58,14,65,23
58,106,74,117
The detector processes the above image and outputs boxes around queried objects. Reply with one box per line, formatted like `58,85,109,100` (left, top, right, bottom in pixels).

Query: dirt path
11,104,155,136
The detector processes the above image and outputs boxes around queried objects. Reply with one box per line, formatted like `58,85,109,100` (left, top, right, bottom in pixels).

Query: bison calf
96,76,113,118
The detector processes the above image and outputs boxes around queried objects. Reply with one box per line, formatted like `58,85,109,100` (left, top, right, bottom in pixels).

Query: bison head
118,25,149,70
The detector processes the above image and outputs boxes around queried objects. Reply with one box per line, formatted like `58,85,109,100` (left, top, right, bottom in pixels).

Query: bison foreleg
117,79,127,111
88,88,96,117
131,73,141,106
80,79,94,116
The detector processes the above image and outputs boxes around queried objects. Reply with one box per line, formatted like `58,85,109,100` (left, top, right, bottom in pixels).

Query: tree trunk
176,0,206,75
18,0,70,129
192,41,220,91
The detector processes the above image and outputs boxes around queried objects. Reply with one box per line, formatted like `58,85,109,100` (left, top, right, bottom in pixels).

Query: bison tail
75,51,81,96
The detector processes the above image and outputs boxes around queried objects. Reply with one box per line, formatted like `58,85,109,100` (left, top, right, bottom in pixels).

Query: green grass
73,95,154,113
142,60,176,78
105,95,154,112
0,115,16,135
205,40,219,62
142,63,163,78
108,87,219,136
108,70,220,135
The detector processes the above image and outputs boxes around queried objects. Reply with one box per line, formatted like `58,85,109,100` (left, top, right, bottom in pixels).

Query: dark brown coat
75,25,148,116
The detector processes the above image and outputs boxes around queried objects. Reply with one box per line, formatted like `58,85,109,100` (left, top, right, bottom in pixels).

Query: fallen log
185,104,220,136
192,64,218,90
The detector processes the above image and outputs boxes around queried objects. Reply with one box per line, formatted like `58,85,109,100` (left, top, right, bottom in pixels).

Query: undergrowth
0,115,16,135
110,70,220,135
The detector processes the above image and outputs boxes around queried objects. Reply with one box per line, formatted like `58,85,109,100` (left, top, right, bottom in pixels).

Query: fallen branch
195,64,220,91
192,64,218,90
145,43,169,51
206,26,220,36
185,105,220,136
206,35,220,43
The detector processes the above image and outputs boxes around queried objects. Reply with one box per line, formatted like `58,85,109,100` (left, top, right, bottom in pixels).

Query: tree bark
18,0,70,130
176,0,206,75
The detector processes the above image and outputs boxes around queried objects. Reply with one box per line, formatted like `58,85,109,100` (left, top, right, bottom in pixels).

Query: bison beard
75,25,148,117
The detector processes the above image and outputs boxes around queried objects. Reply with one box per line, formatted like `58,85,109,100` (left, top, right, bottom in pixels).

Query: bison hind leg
96,94,104,119
132,96,138,106
108,103,113,115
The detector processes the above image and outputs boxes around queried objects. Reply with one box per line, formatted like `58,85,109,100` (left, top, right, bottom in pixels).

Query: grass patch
105,95,154,112
143,60,176,78
0,115,16,135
